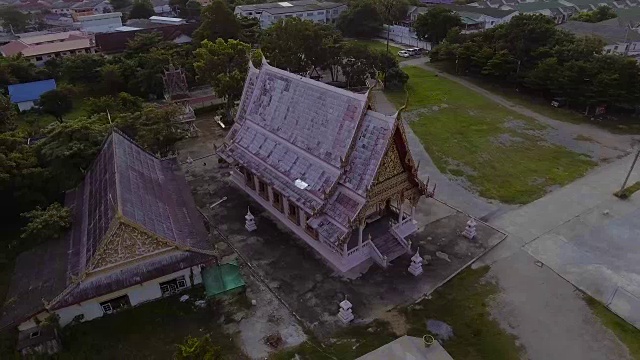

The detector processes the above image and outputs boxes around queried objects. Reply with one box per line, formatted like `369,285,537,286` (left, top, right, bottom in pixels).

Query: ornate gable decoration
373,142,405,185
87,222,173,273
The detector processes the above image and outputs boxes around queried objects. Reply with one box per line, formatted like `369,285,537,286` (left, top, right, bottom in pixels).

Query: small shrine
408,249,423,276
162,64,198,137
245,208,257,232
338,300,354,324
462,218,477,240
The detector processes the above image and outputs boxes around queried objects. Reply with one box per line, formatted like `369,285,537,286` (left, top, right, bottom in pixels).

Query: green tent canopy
202,262,245,297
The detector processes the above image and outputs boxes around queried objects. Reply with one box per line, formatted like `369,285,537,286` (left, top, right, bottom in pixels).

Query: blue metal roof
7,79,57,103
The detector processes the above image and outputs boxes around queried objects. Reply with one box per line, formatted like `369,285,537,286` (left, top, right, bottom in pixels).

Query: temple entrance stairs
370,233,408,268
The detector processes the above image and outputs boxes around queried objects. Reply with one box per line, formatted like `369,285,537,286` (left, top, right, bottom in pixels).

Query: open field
348,39,405,60
429,63,640,135
386,66,596,204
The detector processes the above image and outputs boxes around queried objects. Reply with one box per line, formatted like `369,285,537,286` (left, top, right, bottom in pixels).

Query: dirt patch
378,309,408,336
491,133,524,147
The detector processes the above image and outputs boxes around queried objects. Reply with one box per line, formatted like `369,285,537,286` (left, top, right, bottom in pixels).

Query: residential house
0,31,97,66
234,0,347,28
151,0,174,15
218,60,435,273
512,1,578,24
74,12,123,33
50,0,80,15
559,20,640,55
7,79,56,111
0,130,215,353
406,5,518,31
70,0,113,15
95,22,197,53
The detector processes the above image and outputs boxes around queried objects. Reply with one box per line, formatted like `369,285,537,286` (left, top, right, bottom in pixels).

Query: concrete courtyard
178,119,505,339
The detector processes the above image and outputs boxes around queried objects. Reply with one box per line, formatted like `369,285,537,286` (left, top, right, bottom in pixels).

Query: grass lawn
269,320,398,360
584,295,640,360
15,97,90,136
385,66,596,204
403,267,522,360
56,288,247,360
429,63,640,135
348,39,404,60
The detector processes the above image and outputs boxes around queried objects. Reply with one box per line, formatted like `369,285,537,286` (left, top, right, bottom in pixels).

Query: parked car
551,97,567,108
398,50,410,58
406,48,423,56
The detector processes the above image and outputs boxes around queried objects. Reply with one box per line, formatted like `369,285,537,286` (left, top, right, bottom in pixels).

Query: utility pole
620,149,640,192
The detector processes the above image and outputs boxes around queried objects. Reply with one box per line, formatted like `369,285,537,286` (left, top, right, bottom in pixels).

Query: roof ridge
261,62,369,103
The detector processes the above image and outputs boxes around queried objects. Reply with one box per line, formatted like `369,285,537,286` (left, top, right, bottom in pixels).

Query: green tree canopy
115,104,184,156
0,93,16,132
238,16,261,45
59,54,107,85
20,203,71,245
86,92,144,116
261,18,343,74
193,0,241,43
194,38,250,123
128,0,155,19
572,6,617,23
39,89,73,123
337,1,383,38
0,7,30,32
413,7,463,44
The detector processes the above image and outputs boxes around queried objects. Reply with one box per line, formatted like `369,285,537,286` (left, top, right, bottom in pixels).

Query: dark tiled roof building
0,131,213,335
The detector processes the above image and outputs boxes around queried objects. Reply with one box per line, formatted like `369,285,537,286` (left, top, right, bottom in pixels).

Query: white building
75,12,123,33
406,5,518,32
234,0,347,28
0,131,215,354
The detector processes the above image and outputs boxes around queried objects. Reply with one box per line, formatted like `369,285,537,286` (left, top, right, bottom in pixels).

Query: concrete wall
17,101,35,112
28,47,97,67
18,265,204,331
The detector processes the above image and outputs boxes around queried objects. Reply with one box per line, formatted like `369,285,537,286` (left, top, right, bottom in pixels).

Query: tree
185,0,202,17
115,104,184,156
194,38,250,123
413,7,463,45
385,66,409,90
20,203,71,245
261,18,342,74
373,0,408,86
337,1,383,38
37,115,110,187
59,54,107,85
0,7,30,33
86,92,144,116
340,43,379,88
174,335,222,360
193,0,241,43
39,89,73,122
0,94,16,132
128,0,155,19
573,6,617,23
0,56,40,88
110,0,131,10
238,16,261,45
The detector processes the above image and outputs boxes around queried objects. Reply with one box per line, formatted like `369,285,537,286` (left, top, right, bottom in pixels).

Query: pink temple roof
221,62,399,245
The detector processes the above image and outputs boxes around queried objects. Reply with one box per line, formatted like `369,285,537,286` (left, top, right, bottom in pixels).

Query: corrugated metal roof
7,79,57,103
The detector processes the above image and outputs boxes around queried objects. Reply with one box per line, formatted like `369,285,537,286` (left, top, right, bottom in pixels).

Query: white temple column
343,243,348,257
411,205,416,221
268,185,274,203
358,223,364,247
398,200,404,223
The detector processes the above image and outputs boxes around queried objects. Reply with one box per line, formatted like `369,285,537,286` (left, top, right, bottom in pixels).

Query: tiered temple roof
219,61,426,249
0,131,212,329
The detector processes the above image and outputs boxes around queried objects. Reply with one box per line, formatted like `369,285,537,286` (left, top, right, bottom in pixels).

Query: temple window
258,179,268,200
288,202,300,225
272,189,284,213
304,214,318,240
243,168,255,190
